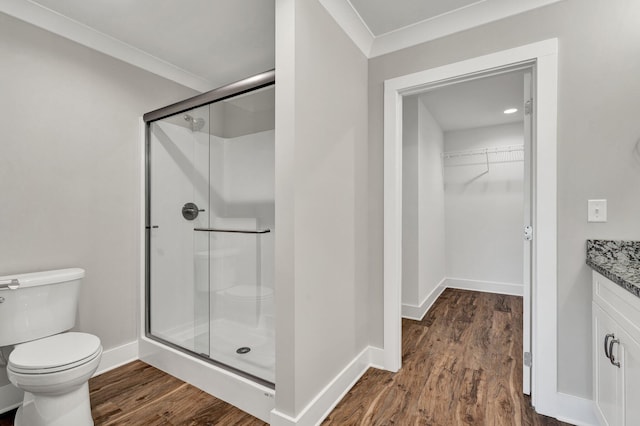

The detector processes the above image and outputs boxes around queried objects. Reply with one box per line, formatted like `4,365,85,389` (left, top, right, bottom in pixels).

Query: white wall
0,12,196,387
402,97,446,309
444,123,524,286
418,99,447,302
275,0,368,417
368,0,640,398
402,97,420,305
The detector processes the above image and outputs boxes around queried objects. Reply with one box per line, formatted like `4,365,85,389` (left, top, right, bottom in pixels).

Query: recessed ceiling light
504,108,518,114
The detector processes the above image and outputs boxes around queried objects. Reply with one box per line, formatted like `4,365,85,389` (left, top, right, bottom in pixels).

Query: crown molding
370,0,564,57
321,0,564,59
318,0,374,57
2,0,565,84
0,0,213,92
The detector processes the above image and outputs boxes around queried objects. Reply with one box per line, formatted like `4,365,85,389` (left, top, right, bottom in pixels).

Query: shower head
183,114,205,132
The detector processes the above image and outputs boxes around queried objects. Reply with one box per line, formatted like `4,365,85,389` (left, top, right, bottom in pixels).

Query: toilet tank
0,268,84,347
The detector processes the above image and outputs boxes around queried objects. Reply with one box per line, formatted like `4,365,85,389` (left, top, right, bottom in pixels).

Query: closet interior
401,70,528,310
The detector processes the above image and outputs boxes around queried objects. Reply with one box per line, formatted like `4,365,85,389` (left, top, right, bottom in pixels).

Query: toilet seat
9,332,102,375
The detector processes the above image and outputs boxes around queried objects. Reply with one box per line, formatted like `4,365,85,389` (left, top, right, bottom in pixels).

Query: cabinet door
593,303,621,426
618,326,640,426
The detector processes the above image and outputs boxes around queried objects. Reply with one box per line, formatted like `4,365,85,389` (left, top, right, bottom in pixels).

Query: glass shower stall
143,71,275,386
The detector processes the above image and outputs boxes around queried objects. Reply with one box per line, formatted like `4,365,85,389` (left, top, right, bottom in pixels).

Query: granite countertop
586,240,640,298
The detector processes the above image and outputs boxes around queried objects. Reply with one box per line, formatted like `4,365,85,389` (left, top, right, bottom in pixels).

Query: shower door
148,105,211,357
147,85,275,385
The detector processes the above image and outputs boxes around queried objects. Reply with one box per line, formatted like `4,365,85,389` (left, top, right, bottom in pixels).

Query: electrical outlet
588,199,607,222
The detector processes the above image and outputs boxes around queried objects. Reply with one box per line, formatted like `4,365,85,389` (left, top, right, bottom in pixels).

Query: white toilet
0,268,102,426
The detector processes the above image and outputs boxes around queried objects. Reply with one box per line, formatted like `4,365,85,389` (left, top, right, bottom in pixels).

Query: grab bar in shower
0,279,20,290
194,228,271,234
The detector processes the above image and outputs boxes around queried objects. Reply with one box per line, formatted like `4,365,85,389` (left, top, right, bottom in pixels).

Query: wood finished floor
0,361,266,426
323,289,569,426
0,289,570,425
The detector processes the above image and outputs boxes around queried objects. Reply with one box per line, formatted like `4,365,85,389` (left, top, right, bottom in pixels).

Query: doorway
400,68,532,394
383,40,558,416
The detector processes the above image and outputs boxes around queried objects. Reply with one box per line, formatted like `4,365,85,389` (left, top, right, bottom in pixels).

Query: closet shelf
441,144,524,160
440,144,524,178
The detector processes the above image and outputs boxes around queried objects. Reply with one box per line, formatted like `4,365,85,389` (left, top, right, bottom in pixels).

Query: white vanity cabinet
592,271,640,426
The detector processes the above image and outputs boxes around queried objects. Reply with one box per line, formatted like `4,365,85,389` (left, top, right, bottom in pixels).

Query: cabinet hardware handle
604,333,614,359
608,338,621,368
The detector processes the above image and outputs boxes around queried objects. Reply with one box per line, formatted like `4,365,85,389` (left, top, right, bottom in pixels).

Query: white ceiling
349,0,483,36
321,0,564,57
21,0,275,91
0,0,562,93
415,70,525,132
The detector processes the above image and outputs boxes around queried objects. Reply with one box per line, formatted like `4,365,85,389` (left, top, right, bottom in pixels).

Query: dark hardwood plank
91,361,266,426
323,289,571,426
102,381,253,426
89,361,186,424
0,360,265,426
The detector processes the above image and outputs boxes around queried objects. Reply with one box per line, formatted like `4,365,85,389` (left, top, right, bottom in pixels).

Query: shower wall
209,129,275,296
207,127,275,382
207,92,276,318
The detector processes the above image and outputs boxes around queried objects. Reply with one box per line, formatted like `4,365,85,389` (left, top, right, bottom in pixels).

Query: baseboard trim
402,278,522,320
368,346,386,370
271,346,376,426
402,280,446,320
0,383,22,415
553,392,597,426
94,340,139,377
445,277,524,296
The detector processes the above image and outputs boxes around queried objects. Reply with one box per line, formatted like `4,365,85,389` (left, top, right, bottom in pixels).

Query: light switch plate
588,199,607,222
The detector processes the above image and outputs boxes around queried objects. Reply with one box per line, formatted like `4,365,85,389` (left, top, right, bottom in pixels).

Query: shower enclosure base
138,335,275,423
152,318,275,384
191,319,275,384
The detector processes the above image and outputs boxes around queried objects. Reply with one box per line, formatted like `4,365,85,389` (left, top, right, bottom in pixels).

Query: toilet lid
9,332,102,373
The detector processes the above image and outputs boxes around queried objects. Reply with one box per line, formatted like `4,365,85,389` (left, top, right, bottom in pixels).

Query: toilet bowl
0,268,102,426
8,332,102,426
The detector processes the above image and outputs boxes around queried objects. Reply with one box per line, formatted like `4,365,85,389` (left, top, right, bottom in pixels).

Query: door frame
382,39,558,415
523,69,533,395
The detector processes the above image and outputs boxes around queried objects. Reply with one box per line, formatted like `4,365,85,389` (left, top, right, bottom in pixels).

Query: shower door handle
194,228,271,234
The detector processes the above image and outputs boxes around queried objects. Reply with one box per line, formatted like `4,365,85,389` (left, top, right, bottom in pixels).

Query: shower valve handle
182,202,204,220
